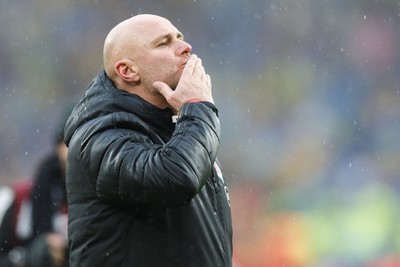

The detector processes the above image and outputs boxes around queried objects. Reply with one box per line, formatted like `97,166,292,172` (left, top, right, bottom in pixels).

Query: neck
123,86,169,109
111,76,170,109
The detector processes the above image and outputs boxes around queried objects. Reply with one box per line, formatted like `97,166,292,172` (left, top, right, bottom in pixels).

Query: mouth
180,54,190,70
182,53,190,62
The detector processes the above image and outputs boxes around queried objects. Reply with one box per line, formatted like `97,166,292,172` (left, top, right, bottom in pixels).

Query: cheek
138,54,180,85
145,61,176,81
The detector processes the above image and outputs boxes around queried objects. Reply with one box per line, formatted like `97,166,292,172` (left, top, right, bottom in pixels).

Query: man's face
131,18,192,91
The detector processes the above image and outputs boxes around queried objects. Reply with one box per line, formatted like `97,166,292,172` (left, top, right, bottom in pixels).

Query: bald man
64,14,232,267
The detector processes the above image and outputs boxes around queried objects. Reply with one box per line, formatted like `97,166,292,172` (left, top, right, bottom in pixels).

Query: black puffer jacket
64,71,232,267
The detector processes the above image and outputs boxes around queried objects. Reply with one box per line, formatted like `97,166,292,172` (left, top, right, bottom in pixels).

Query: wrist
186,98,203,103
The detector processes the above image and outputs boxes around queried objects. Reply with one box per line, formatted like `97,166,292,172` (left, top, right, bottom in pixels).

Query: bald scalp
103,14,171,79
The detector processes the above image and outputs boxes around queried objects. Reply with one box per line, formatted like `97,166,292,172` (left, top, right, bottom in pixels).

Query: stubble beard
148,65,181,92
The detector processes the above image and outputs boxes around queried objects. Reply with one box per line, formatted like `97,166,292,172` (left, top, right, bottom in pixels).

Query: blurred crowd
1,0,400,266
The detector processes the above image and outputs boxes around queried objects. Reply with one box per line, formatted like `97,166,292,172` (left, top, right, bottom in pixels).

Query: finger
153,81,173,99
206,74,211,88
193,57,205,78
182,54,198,77
200,67,206,82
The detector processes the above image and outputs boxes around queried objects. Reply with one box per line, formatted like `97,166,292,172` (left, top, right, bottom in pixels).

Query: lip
182,53,190,63
180,55,189,69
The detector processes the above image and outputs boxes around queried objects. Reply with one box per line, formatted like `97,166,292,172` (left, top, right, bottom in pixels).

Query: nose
176,40,192,56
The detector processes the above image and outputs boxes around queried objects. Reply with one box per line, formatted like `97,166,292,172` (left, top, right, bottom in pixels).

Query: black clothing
30,154,68,238
64,71,232,267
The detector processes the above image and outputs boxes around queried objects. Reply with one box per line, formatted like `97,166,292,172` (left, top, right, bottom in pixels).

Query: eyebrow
150,32,184,47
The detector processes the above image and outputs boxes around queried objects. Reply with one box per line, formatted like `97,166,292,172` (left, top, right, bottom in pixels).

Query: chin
170,81,178,91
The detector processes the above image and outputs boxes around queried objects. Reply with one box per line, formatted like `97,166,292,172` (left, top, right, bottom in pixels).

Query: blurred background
1,0,400,266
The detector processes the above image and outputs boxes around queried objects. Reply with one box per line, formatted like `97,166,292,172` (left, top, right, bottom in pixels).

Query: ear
114,59,141,82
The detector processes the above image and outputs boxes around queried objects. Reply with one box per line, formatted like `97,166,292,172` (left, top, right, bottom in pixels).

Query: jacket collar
99,71,175,138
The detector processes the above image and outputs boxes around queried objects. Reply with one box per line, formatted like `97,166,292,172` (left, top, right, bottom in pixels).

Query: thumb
153,81,172,99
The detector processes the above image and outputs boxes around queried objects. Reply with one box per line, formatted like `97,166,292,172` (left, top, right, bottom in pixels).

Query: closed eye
152,32,184,48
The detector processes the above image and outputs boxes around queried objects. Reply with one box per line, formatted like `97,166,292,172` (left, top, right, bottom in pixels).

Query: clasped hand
153,54,213,115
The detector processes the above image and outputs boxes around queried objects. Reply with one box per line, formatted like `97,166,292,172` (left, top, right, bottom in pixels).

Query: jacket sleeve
82,102,220,207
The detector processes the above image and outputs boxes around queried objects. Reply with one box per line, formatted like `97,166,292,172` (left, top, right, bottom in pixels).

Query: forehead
131,17,181,46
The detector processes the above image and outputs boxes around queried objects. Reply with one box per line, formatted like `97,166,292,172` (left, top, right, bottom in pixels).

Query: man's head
103,14,192,104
